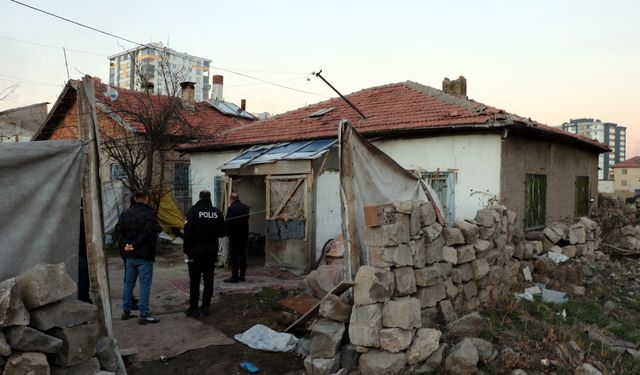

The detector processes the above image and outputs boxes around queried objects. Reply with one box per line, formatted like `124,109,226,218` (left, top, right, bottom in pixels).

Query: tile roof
88,78,252,138
34,77,253,141
612,156,640,169
183,81,609,153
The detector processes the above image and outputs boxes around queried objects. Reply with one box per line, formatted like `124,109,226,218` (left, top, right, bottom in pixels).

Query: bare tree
97,46,201,202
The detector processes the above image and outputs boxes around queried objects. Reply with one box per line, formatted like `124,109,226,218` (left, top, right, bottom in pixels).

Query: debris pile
521,217,605,263
616,224,640,256
0,263,118,374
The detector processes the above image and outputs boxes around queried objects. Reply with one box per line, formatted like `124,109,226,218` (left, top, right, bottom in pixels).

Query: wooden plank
78,77,128,374
77,77,112,337
284,281,355,333
270,178,304,219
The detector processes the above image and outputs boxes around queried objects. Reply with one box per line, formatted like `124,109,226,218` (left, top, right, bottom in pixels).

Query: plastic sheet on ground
547,252,570,264
234,324,299,352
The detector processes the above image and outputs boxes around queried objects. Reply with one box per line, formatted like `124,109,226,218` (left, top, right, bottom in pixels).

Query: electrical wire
0,35,107,57
8,0,329,98
212,65,328,97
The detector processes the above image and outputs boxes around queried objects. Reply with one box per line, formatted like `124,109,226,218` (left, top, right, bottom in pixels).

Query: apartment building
561,118,626,180
108,42,211,101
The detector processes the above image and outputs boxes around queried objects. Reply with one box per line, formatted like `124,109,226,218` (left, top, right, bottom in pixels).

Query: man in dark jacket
224,192,250,283
115,191,162,324
183,190,225,317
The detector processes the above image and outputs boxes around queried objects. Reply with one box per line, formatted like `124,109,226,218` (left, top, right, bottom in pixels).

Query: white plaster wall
315,171,342,262
189,149,241,205
598,180,615,193
374,134,502,221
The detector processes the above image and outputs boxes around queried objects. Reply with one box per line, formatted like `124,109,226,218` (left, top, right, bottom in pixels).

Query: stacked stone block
305,203,608,374
0,263,118,375
619,224,640,254
519,217,604,262
306,202,523,374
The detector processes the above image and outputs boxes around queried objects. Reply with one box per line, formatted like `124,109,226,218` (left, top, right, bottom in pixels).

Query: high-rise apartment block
561,118,626,180
108,42,211,101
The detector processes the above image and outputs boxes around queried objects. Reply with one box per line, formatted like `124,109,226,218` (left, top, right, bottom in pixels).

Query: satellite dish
104,86,119,102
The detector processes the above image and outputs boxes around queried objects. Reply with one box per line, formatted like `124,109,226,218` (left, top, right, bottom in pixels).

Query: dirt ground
136,290,305,375
108,244,306,375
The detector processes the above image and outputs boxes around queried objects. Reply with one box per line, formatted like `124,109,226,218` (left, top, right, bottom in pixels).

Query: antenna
63,47,70,81
313,70,367,119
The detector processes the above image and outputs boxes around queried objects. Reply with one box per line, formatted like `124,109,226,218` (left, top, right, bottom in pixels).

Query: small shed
220,139,338,273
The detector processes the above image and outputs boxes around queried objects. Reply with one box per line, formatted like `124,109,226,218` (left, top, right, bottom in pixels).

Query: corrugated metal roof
221,139,336,170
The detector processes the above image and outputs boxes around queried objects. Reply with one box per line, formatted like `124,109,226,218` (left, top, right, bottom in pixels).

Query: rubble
0,263,119,374
319,294,351,322
444,338,479,375
15,263,76,309
310,319,345,359
0,278,30,328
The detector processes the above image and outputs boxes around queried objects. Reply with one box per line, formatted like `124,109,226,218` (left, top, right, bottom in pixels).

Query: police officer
183,190,225,317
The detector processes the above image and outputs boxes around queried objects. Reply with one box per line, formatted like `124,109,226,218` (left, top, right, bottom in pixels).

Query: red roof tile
612,156,640,169
184,81,608,152
34,77,254,141
89,78,252,138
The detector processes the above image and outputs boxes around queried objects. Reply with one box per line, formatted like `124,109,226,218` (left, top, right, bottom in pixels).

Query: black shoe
185,308,200,318
239,276,245,282
121,311,137,320
199,306,210,316
223,277,239,283
138,314,160,324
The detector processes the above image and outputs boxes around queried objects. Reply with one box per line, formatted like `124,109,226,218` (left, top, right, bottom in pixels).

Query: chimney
240,99,246,111
179,81,196,102
212,75,224,101
442,76,467,97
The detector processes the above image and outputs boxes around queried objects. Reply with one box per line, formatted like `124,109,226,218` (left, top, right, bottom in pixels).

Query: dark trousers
229,237,247,279
188,257,215,309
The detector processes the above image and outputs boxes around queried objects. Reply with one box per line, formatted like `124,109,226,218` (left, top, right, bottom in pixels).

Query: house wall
0,103,48,142
189,150,240,204
374,134,503,222
501,135,599,228
315,170,342,262
613,167,640,192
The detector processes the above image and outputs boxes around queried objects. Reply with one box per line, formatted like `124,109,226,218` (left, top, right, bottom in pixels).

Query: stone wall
305,202,525,374
0,263,119,374
304,202,606,374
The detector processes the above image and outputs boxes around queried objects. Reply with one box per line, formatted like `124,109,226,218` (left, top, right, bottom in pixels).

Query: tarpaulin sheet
0,140,87,281
339,120,444,277
157,190,185,232
102,180,127,234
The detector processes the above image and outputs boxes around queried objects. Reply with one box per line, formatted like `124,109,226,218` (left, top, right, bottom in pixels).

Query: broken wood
270,178,304,219
283,281,355,333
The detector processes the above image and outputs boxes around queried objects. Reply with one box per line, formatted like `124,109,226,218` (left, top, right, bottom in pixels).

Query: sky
1,0,638,155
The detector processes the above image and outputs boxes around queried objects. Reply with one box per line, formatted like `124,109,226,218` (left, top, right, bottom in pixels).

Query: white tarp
0,140,87,281
234,324,299,352
102,180,127,235
339,120,444,278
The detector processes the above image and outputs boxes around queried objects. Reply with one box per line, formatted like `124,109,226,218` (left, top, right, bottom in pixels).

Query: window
110,163,126,180
174,163,190,195
622,169,628,175
622,180,628,186
421,171,455,224
525,174,547,228
575,176,589,217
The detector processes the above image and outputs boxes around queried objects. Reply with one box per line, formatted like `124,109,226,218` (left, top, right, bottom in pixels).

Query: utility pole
313,70,367,119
